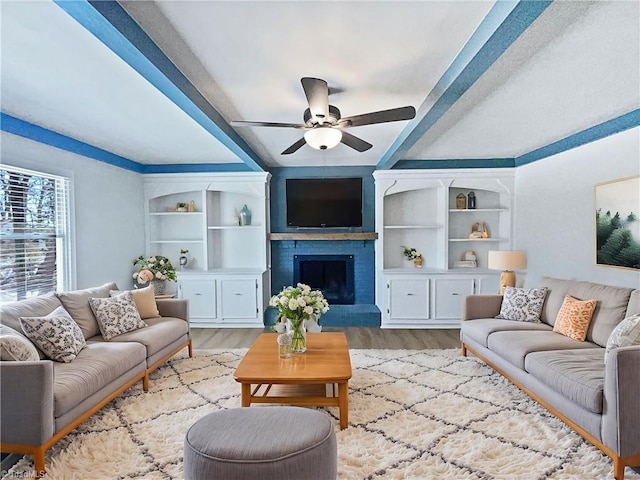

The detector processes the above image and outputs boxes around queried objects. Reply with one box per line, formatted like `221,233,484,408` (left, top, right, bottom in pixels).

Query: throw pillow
89,292,147,341
0,324,40,362
496,286,548,323
605,313,640,362
110,285,160,319
56,282,118,339
19,306,86,363
553,295,597,341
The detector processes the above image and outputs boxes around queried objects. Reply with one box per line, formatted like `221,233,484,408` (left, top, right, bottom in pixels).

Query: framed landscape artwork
594,175,640,270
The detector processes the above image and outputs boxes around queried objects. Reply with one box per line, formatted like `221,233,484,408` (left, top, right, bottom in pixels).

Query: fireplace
293,255,355,305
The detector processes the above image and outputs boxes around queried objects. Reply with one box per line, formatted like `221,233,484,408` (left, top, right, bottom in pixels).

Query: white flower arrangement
402,246,422,260
132,255,177,285
269,283,329,323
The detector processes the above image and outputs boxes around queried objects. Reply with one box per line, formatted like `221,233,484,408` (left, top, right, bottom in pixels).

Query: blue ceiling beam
54,0,267,172
378,0,553,170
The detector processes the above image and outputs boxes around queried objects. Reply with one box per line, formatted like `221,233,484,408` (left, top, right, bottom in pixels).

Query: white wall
515,127,640,289
1,132,145,290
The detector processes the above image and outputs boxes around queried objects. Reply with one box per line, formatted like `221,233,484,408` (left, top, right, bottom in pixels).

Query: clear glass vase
151,279,166,296
287,318,307,353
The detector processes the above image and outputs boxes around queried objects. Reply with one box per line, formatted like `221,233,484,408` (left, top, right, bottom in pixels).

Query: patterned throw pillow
110,285,160,319
19,306,86,363
0,324,40,362
89,292,147,341
496,286,548,323
553,295,597,341
605,314,640,362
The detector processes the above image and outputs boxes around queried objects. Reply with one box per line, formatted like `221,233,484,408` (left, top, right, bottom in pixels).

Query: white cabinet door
219,278,258,320
476,275,500,295
180,277,217,324
388,278,430,321
433,278,475,320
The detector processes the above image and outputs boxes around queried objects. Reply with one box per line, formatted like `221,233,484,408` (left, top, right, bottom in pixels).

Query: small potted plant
402,246,423,268
179,249,190,269
176,202,188,212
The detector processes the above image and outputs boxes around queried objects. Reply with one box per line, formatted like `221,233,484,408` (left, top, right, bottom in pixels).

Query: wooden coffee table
233,332,352,429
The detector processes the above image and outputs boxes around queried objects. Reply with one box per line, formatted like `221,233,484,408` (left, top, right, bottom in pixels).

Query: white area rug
4,349,640,479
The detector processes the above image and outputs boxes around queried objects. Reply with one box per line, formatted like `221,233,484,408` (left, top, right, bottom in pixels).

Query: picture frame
594,175,640,270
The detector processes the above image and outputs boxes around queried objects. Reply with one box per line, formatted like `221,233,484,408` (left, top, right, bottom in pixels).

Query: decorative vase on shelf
287,318,307,353
151,279,166,296
413,256,424,268
239,204,252,226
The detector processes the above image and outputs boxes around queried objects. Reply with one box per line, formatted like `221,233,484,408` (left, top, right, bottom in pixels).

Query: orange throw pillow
553,295,597,341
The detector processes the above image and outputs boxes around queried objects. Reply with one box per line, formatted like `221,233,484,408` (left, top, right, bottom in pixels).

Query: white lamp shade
304,127,342,150
487,250,527,271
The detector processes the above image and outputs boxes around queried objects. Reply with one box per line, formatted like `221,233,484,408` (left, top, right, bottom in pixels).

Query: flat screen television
286,178,363,228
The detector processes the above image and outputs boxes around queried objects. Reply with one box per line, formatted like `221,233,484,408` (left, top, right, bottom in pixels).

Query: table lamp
487,250,527,294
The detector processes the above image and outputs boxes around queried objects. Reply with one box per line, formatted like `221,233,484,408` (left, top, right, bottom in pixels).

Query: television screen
286,178,363,228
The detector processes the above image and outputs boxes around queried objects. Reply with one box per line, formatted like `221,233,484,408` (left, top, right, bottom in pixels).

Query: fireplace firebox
293,255,355,305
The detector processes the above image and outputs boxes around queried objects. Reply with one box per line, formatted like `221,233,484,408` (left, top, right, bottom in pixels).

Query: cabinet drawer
433,278,474,319
219,279,258,319
388,279,430,320
180,279,217,319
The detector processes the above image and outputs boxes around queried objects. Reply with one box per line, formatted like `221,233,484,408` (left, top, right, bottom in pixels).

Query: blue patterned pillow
496,286,548,323
89,291,147,341
19,306,86,362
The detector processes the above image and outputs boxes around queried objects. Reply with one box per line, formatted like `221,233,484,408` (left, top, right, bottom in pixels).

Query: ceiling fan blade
339,106,416,128
231,120,306,129
340,131,372,152
281,137,307,155
301,77,330,122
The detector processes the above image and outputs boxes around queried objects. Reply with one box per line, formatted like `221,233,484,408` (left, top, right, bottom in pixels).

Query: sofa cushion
20,306,86,363
524,349,605,414
0,293,62,358
486,330,599,370
90,317,188,359
0,324,40,362
57,282,118,339
52,340,146,417
496,287,548,323
110,285,159,319
462,318,552,348
553,295,597,341
89,292,147,341
605,314,640,363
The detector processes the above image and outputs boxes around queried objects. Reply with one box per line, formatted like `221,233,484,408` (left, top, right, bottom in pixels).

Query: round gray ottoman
184,406,337,480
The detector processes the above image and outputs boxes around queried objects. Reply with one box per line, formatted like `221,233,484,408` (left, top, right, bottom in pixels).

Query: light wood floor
191,327,461,350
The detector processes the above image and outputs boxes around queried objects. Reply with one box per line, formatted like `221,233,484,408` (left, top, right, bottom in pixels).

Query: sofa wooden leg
34,446,46,478
188,339,193,358
613,457,625,480
461,343,467,357
143,373,149,392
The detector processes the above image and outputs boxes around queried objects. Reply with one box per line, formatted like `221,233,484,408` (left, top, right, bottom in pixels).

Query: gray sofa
461,276,640,480
0,282,192,476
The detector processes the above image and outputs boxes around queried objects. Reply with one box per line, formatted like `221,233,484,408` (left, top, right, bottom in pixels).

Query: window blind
0,165,72,302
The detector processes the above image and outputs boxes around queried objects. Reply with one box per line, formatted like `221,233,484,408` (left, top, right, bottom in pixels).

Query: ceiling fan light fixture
304,126,342,150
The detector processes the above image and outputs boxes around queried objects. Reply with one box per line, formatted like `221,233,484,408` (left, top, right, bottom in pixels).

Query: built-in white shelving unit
373,169,515,328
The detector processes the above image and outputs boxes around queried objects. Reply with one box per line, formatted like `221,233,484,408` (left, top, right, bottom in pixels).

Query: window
0,165,72,302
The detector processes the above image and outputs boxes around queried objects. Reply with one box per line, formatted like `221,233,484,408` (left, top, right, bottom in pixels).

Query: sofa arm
602,345,640,457
461,294,503,321
156,298,188,322
0,360,55,445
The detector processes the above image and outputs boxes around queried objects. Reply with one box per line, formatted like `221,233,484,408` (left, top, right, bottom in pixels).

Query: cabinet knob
451,293,459,296
234,293,243,296
407,293,415,296
194,292,202,296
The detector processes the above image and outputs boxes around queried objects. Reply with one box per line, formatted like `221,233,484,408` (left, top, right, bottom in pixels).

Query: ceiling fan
231,77,416,155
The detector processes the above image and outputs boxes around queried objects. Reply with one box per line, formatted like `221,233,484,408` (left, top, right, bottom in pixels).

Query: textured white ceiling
1,1,638,170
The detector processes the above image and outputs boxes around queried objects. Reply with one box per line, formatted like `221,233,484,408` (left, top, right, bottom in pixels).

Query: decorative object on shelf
269,283,330,353
456,193,467,209
239,204,252,226
482,223,489,238
188,200,196,212
455,250,477,268
176,202,188,212
402,246,423,268
467,191,476,209
594,175,640,271
487,250,527,294
132,256,177,293
469,222,483,239
179,249,190,269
